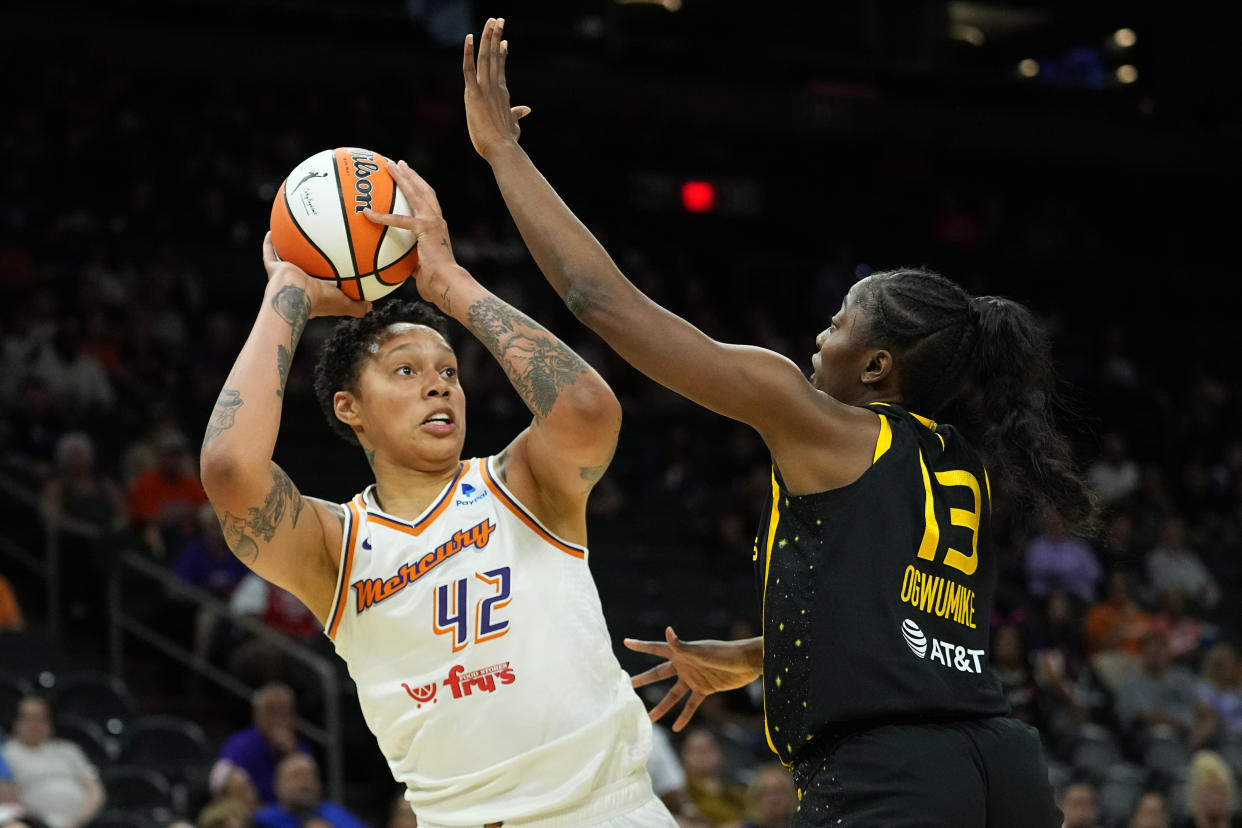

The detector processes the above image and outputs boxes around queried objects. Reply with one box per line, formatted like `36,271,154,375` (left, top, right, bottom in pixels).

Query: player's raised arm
461,19,830,445
199,236,370,622
365,163,620,537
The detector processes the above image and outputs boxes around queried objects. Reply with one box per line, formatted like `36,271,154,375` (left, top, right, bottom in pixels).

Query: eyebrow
385,341,455,357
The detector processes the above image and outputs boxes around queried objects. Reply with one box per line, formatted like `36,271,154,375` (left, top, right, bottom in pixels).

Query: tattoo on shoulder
203,388,244,449
467,296,588,419
214,464,305,564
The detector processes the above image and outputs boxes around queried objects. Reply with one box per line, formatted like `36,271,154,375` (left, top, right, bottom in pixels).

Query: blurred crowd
2,8,1242,828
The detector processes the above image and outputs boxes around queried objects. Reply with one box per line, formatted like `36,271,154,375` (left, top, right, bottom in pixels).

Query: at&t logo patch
901,618,928,658
900,618,986,674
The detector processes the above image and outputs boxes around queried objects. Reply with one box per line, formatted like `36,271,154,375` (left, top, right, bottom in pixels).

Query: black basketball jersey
753,402,1009,766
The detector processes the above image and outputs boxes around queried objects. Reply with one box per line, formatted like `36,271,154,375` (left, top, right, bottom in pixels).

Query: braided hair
312,299,452,446
854,267,1097,535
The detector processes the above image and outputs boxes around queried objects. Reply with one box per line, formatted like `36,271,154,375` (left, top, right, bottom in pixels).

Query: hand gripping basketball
364,161,466,307
262,232,372,319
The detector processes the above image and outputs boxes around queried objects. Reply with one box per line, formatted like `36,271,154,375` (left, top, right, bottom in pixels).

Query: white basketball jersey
326,457,653,826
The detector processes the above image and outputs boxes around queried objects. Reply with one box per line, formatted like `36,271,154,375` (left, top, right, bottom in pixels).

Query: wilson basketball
270,148,419,300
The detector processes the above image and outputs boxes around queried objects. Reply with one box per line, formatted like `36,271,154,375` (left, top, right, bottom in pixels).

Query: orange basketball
270,148,419,300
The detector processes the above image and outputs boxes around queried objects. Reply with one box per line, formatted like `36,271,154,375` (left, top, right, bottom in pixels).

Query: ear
333,390,361,428
861,349,895,386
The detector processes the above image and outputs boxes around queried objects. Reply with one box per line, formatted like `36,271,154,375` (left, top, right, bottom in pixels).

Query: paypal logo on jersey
455,480,488,506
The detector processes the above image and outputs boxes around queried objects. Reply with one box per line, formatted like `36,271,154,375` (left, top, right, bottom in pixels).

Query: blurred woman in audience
1179,750,1240,828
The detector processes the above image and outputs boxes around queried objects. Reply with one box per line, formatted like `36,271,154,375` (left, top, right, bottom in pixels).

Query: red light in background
681,181,716,212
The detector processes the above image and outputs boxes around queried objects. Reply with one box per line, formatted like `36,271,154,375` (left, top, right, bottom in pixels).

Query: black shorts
792,715,1062,828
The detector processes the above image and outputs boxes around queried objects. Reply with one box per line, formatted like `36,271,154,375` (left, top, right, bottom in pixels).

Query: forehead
367,323,453,358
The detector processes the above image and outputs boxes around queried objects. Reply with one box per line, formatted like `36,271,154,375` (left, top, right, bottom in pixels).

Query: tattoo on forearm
271,285,311,397
276,345,293,398
467,296,588,419
203,389,244,449
440,286,451,315
214,464,305,564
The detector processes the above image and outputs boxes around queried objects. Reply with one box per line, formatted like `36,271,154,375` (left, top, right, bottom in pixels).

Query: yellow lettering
901,566,916,602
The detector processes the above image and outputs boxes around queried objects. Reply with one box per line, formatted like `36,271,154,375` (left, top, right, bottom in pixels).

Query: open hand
463,17,532,161
624,626,763,732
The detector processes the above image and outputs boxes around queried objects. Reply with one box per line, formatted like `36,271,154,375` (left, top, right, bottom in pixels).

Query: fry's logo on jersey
401,681,438,708
444,662,516,699
352,519,497,613
900,618,986,674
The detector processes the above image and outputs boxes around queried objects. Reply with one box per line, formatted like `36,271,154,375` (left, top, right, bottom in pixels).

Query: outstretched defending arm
461,19,820,440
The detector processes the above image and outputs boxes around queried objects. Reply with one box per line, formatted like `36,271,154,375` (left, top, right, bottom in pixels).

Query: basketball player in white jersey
199,161,677,825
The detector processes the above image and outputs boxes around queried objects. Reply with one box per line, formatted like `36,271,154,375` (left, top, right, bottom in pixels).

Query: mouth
420,410,457,434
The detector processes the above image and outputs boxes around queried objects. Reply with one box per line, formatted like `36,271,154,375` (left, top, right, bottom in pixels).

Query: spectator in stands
206,759,260,815
647,723,709,827
170,504,249,666
1024,509,1103,606
39,431,127,622
680,727,748,827
739,764,796,828
1059,778,1101,828
1030,590,1093,750
1087,431,1141,510
197,795,255,828
992,623,1040,726
1115,630,1218,755
1129,791,1171,828
1152,588,1216,666
28,322,115,419
225,573,325,690
217,683,313,806
0,573,23,631
1,696,105,828
253,753,366,828
1198,643,1242,740
1084,570,1154,692
1179,750,1239,828
1146,515,1221,613
127,428,206,559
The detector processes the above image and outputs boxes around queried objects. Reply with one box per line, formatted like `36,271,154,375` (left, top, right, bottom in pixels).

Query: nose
425,375,451,397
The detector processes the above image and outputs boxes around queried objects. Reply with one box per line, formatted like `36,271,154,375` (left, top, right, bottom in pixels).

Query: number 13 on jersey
433,566,512,652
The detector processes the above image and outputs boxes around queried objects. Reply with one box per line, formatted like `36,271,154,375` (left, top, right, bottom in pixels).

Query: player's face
810,281,872,403
350,323,466,468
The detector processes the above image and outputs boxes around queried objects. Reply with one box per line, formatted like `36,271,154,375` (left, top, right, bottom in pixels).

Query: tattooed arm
199,235,369,622
367,162,620,544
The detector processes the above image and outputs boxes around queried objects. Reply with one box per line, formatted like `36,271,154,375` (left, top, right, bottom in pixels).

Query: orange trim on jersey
327,498,362,640
480,458,587,559
365,462,470,537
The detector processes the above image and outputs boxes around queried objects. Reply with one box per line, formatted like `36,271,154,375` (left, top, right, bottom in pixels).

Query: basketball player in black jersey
459,18,1098,827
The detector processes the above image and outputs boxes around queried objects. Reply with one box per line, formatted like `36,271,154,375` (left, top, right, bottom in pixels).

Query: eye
441,367,458,379
395,365,414,376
